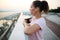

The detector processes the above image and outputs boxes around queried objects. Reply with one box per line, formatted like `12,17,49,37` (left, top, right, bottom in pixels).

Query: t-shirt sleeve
34,20,45,30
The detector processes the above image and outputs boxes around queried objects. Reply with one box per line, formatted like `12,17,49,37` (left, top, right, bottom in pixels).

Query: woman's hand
23,20,30,27
23,20,27,27
23,20,27,24
23,19,41,35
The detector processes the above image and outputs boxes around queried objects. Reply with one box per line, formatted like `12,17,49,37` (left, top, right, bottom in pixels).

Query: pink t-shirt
28,17,46,40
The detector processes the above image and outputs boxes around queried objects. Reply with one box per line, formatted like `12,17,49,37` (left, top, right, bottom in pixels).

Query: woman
23,1,49,40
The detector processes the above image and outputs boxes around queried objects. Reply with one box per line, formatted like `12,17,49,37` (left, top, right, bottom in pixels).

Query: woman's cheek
30,10,33,14
31,11,34,15
30,8,35,15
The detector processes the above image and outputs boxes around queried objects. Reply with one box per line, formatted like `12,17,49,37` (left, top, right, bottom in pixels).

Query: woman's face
30,4,38,15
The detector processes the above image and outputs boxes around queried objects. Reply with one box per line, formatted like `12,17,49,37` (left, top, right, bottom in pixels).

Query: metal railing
0,13,20,40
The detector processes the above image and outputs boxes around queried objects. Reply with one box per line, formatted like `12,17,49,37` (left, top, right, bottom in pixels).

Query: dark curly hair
33,1,49,14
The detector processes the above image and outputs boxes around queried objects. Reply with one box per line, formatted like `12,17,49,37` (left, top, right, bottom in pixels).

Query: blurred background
0,0,60,40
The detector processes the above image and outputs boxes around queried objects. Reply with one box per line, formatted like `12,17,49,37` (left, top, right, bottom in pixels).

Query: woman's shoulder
37,17,45,22
36,17,46,26
34,17,46,29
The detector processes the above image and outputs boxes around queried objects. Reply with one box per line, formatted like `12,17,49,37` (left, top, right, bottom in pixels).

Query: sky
0,0,60,11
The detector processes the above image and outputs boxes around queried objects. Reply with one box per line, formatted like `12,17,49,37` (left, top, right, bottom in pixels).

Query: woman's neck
34,12,41,19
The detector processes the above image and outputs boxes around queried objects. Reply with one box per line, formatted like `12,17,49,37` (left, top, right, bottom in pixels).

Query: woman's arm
23,20,41,35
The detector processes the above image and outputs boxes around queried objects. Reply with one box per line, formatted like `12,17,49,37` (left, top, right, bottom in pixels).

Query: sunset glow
0,0,60,11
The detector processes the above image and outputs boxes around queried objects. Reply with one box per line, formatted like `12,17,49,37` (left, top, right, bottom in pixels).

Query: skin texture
23,20,41,35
